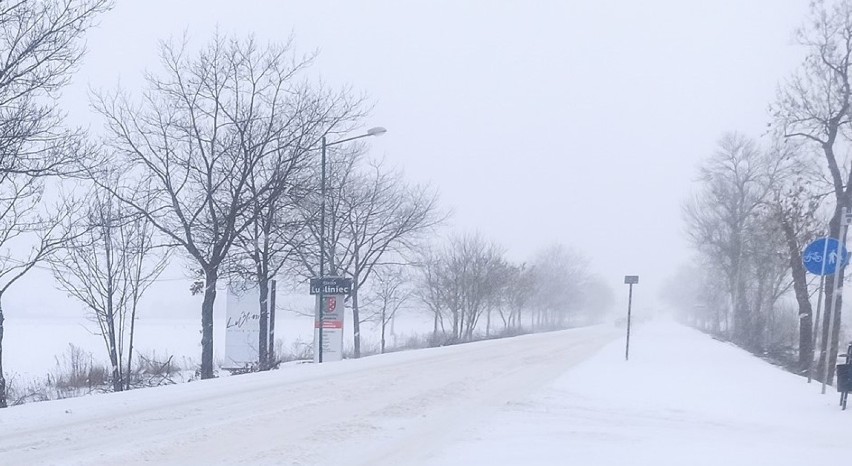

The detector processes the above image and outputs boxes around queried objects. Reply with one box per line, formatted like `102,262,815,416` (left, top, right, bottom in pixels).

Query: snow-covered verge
3,311,435,381
421,322,850,466
2,321,843,465
0,325,619,465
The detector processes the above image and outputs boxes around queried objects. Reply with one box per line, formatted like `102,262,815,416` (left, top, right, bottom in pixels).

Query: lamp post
317,127,387,363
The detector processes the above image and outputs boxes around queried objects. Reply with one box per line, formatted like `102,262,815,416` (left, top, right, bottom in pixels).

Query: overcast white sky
15,0,813,317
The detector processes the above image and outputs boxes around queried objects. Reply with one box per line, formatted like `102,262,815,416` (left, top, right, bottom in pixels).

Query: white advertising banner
225,286,261,369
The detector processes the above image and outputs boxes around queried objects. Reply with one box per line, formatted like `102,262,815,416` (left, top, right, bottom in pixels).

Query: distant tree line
415,237,613,344
675,0,852,384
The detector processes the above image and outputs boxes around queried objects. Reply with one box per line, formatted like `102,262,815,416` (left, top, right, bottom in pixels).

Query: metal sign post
310,277,352,363
624,275,639,361
801,234,849,384
269,279,277,364
823,208,852,394
808,232,830,384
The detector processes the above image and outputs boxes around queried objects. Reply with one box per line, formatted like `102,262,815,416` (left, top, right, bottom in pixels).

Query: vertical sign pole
269,279,276,364
809,233,830,383
318,136,327,364
809,273,825,383
824,207,849,394
623,275,638,361
626,283,633,361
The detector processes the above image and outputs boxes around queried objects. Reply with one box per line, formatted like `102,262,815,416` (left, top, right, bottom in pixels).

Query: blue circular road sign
803,238,849,275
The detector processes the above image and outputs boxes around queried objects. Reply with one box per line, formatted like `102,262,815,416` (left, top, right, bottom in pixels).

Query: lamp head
367,127,387,137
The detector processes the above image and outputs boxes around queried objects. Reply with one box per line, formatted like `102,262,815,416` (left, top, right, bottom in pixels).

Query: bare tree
92,35,357,379
296,154,442,357
0,0,112,408
414,247,450,338
763,142,825,372
228,103,356,370
684,133,803,354
0,187,72,408
772,0,852,381
50,187,167,392
499,263,536,330
439,234,509,340
415,235,515,341
529,244,590,329
362,266,411,353
684,133,776,343
229,190,307,370
0,0,111,178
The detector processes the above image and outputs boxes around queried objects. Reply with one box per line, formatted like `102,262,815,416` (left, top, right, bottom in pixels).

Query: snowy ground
423,322,851,466
0,321,848,465
4,311,434,380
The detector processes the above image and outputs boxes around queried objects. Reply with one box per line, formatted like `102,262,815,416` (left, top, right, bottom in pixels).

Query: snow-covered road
0,325,619,465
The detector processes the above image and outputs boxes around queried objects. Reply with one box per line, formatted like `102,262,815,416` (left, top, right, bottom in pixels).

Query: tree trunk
107,339,121,392
352,283,361,358
381,304,386,354
452,309,459,340
782,221,813,372
126,299,137,391
200,268,218,379
257,273,269,370
432,309,438,337
0,300,6,408
104,305,122,392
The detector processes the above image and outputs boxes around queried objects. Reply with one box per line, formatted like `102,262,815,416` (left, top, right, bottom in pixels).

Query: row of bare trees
0,0,610,409
0,0,443,407
416,236,614,343
89,35,368,379
679,134,823,369
87,32,448,375
678,0,852,383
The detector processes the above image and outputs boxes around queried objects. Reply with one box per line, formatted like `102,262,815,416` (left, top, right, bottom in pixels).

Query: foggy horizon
27,0,802,316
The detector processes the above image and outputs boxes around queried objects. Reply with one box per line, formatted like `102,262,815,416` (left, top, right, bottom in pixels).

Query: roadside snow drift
0,322,846,466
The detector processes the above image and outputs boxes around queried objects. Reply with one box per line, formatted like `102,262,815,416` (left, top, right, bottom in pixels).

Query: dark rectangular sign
310,277,353,295
624,275,639,285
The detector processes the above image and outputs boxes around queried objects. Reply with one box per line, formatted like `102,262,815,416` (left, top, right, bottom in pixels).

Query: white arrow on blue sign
802,237,849,276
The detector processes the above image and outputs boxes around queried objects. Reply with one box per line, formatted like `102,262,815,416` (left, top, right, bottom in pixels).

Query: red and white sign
314,293,345,362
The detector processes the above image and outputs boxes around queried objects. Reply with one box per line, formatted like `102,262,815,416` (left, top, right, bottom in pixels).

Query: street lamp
317,127,387,363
